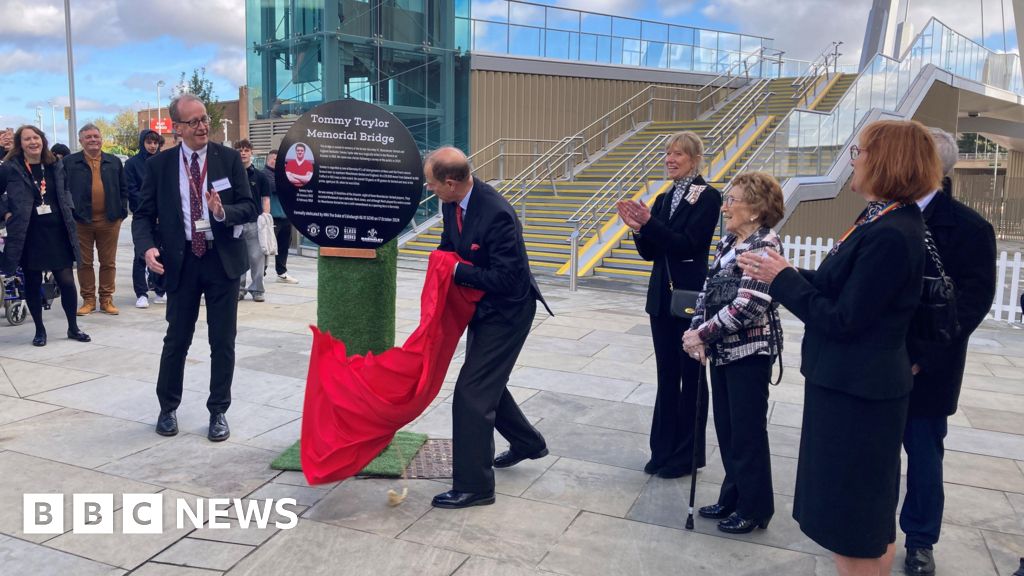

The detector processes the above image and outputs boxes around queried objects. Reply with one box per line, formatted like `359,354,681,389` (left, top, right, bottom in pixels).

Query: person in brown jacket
64,123,129,315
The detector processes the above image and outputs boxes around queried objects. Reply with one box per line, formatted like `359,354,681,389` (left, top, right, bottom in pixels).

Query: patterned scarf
827,200,901,256
669,173,697,217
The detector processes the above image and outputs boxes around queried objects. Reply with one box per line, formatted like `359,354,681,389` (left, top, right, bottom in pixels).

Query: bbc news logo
24,494,299,534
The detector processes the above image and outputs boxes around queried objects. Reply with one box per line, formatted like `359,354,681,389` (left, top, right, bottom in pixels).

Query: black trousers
649,314,708,471
710,354,774,520
133,254,165,297
156,250,239,415
452,298,545,493
273,218,292,276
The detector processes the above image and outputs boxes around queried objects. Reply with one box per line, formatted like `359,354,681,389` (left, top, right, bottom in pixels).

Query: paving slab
97,435,279,499
0,408,171,469
509,366,640,402
539,511,817,576
521,457,650,517
153,537,254,571
400,496,578,565
303,478,444,537
0,534,125,576
44,489,201,570
227,519,467,575
942,450,1024,493
535,419,650,471
0,356,103,396
0,394,61,426
0,451,159,542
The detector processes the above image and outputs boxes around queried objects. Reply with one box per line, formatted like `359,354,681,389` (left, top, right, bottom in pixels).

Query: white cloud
0,0,242,50
0,49,67,74
657,0,696,19
555,0,636,18
473,0,510,21
207,48,248,89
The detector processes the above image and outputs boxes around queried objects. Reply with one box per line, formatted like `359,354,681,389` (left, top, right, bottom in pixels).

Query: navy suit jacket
131,143,258,293
438,177,551,321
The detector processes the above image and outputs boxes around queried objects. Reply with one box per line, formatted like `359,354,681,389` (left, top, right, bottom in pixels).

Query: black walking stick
685,356,707,530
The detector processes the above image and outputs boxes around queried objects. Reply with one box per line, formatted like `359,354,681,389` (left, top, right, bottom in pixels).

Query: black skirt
21,206,75,272
792,381,909,558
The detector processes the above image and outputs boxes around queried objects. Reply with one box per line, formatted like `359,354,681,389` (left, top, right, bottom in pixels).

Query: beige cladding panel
469,69,709,155
780,183,866,240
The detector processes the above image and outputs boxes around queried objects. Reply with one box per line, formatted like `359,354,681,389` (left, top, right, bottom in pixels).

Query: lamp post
64,0,78,151
156,80,166,130
49,101,59,143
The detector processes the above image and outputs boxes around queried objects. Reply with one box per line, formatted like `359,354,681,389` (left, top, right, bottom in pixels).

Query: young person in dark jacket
617,131,722,479
264,149,299,284
899,129,998,576
741,120,938,576
64,123,129,315
0,126,90,346
126,129,166,308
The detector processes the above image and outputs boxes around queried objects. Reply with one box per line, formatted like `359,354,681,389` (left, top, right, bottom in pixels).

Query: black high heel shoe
698,503,735,519
67,329,91,342
32,333,47,347
717,512,770,534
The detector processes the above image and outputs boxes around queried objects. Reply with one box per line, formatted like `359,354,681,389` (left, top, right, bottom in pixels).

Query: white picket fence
781,236,1024,323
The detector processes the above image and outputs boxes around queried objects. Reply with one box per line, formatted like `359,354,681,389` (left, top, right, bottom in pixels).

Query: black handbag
911,229,959,344
702,261,741,319
666,255,700,319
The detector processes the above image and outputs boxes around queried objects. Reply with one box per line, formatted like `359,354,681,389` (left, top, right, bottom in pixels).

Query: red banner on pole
150,118,173,134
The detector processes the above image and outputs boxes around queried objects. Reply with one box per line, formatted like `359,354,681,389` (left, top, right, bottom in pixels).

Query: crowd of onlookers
0,123,299,345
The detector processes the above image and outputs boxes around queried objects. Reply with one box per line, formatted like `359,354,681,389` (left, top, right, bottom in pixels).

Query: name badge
36,204,52,215
211,178,231,193
194,219,212,232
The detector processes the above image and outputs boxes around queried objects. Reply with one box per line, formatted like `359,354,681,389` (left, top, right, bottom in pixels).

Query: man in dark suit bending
132,94,258,442
427,147,552,509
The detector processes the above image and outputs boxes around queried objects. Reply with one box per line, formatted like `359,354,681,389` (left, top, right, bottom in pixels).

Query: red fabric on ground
301,250,483,485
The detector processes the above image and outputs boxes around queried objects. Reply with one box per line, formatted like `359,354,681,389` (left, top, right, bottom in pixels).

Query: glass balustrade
458,0,857,78
743,18,1023,181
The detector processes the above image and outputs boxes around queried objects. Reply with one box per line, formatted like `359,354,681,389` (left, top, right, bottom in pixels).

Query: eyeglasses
177,115,211,129
723,195,744,207
849,145,865,160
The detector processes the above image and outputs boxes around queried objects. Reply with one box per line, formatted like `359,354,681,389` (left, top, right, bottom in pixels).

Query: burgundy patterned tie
456,204,464,233
189,152,206,257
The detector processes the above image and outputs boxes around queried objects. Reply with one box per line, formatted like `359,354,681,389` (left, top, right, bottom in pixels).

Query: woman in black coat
740,120,939,576
616,131,721,478
1,125,90,346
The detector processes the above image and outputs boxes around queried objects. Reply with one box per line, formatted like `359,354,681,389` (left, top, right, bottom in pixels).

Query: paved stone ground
1,224,1023,575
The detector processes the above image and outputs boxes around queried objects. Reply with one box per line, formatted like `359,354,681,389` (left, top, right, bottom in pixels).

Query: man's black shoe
904,548,936,576
431,489,496,509
493,447,549,469
156,410,178,436
657,465,692,479
698,503,735,519
208,413,230,442
1011,557,1024,576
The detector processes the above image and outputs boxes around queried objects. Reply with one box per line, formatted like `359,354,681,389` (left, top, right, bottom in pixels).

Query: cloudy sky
0,0,1013,146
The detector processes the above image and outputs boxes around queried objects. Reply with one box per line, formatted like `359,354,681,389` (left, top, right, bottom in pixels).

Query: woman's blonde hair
665,131,704,173
731,172,785,228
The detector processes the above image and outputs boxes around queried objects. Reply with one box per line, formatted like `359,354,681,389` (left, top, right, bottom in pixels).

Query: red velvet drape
300,250,483,485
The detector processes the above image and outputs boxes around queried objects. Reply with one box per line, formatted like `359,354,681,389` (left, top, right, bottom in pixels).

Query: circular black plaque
275,99,423,248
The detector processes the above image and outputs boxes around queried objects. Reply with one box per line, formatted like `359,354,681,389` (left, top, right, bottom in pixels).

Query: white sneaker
277,273,299,284
135,295,150,309
152,294,166,304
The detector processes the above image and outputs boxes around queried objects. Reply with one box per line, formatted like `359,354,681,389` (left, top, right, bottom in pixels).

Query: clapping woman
0,126,90,346
739,120,936,576
616,131,722,478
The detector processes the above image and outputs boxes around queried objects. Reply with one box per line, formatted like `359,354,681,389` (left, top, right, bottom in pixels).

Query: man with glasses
132,94,258,442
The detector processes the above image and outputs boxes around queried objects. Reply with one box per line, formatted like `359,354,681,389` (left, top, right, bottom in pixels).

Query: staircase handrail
728,17,1021,194
705,78,769,141
567,135,670,288
568,134,669,239
706,88,774,156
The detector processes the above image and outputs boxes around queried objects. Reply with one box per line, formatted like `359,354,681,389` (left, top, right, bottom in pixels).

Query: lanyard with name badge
182,151,212,234
25,159,51,215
